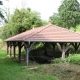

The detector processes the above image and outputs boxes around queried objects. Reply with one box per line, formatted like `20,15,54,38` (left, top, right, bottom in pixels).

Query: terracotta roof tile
5,24,80,42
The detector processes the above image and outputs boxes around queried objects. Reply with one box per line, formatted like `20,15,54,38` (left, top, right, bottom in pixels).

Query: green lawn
0,50,58,80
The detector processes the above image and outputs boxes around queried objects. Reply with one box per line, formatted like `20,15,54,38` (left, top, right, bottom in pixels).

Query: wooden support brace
57,43,70,58
71,43,80,54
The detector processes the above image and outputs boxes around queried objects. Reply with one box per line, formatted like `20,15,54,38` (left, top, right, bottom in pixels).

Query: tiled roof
5,24,80,42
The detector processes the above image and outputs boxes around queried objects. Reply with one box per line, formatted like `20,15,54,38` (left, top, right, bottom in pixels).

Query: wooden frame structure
5,24,80,65
6,41,80,66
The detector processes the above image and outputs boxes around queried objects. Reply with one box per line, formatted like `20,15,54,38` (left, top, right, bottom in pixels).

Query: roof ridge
23,24,51,41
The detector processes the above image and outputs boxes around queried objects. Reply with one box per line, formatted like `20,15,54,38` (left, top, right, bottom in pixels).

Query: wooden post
13,42,17,58
57,43,70,58
13,42,16,58
7,42,9,55
62,44,66,58
10,42,12,57
18,46,21,63
25,42,30,66
25,42,37,66
26,47,29,66
14,46,16,58
18,42,22,63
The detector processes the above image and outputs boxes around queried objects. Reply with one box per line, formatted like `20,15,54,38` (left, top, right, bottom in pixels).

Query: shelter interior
6,41,80,65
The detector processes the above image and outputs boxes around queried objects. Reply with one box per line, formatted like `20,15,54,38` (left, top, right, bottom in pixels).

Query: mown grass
0,50,58,80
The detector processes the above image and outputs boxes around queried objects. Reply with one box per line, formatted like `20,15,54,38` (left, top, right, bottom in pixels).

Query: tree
0,1,3,18
0,0,7,24
49,13,60,25
50,0,80,30
3,8,43,39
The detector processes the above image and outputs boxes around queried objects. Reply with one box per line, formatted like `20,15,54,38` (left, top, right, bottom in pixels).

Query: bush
53,58,67,63
53,54,80,65
66,54,80,65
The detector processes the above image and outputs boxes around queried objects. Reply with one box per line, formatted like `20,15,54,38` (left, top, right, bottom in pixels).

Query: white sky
3,0,62,20
2,0,80,20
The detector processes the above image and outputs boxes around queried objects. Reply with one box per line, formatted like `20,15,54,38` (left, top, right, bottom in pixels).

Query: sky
3,0,62,21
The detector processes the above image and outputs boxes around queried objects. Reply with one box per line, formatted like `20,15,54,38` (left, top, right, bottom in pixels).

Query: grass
0,50,58,80
1,49,80,80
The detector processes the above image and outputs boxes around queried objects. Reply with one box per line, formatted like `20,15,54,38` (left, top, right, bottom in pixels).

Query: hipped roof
5,24,80,42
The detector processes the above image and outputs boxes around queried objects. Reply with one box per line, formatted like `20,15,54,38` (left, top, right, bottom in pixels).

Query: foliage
50,0,80,29
3,8,44,39
0,0,7,24
0,50,58,80
66,54,80,64
0,27,4,39
49,13,60,26
70,25,80,32
42,20,48,26
53,58,67,63
35,42,44,49
53,54,80,65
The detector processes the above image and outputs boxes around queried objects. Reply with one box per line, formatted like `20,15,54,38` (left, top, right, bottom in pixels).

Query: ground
0,50,80,80
35,63,80,80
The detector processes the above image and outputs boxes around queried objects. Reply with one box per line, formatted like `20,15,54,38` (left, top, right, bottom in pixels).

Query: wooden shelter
5,24,80,65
